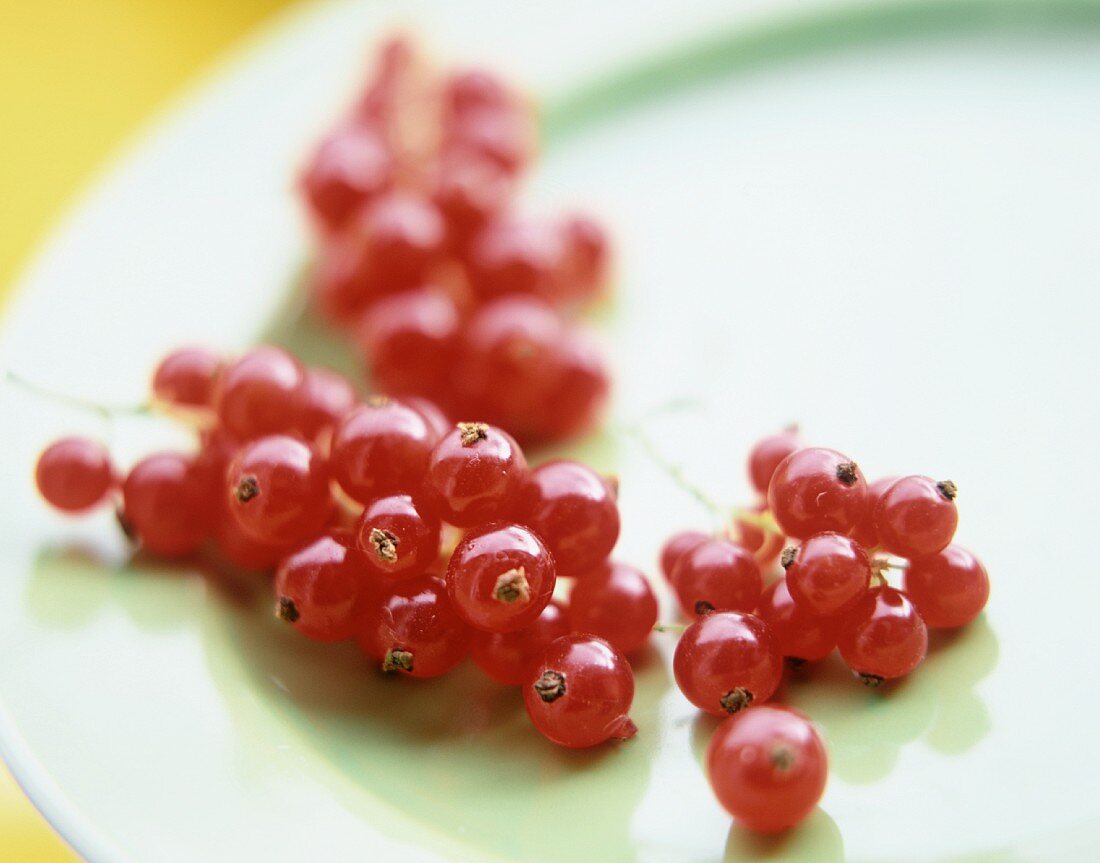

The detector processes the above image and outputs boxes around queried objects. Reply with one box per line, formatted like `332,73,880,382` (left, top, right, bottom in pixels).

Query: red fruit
471,600,569,686
837,586,928,684
767,447,868,540
783,532,871,618
445,523,555,633
35,437,115,513
151,346,221,410
274,535,365,642
358,576,471,678
707,706,828,833
671,538,762,618
568,561,658,655
533,327,610,442
225,435,331,548
215,346,305,440
295,367,357,440
311,234,381,325
330,399,436,503
354,193,446,289
673,611,782,716
903,545,989,629
466,218,562,301
301,123,394,233
445,108,534,175
747,429,801,495
516,459,619,577
523,634,636,748
430,154,514,245
424,422,527,527
659,530,709,582
756,578,839,663
554,214,609,303
443,68,515,120
122,452,210,557
874,475,959,558
850,475,899,549
213,507,288,572
355,494,440,579
733,505,786,569
402,396,450,442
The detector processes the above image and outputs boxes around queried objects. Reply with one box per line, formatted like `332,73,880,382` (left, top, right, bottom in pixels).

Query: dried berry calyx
493,567,531,603
836,461,860,486
936,479,958,501
383,648,415,673
780,546,797,569
369,527,399,563
769,744,796,771
533,669,566,703
235,475,260,503
457,421,489,446
694,600,716,616
719,687,754,714
859,673,885,687
275,596,300,623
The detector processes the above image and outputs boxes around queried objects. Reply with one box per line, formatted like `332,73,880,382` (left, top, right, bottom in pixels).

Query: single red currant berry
35,437,115,513
747,428,801,495
523,634,636,748
531,327,611,442
756,578,839,663
213,503,289,572
568,561,658,655
430,154,514,244
673,611,782,716
330,399,436,504
443,68,515,120
358,576,471,678
874,475,959,558
767,447,868,539
444,107,534,176
122,452,210,557
225,435,331,548
671,538,762,618
274,535,365,642
355,494,440,579
707,706,828,833
215,346,306,440
466,217,562,300
300,123,393,233
294,367,357,440
733,504,786,569
151,346,221,410
515,459,619,577
471,600,569,685
658,530,709,582
783,532,871,618
424,422,527,527
903,545,989,629
849,475,899,549
837,586,928,685
554,214,609,303
355,192,446,289
445,523,555,632
401,396,450,443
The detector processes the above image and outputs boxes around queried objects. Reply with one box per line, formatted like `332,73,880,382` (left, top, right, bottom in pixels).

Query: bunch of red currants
300,37,611,444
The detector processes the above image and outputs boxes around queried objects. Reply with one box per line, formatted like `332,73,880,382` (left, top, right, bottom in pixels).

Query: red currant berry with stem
783,532,872,618
225,435,331,548
756,578,839,663
466,217,562,300
533,327,611,442
850,475,899,549
903,545,989,629
767,447,867,539
747,428,802,495
671,538,762,618
274,535,365,642
707,706,828,833
471,599,569,685
215,346,305,440
355,494,440,579
354,193,446,289
35,437,115,513
523,634,636,749
445,523,555,632
122,452,210,557
330,399,436,503
673,611,781,716
733,504,785,569
874,475,959,558
295,367,357,440
659,530,709,582
424,422,527,527
516,459,619,578
358,576,471,678
569,561,658,655
151,346,221,410
837,586,928,684
301,123,394,233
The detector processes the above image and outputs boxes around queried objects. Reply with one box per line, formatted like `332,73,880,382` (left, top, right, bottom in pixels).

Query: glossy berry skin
355,494,440,579
274,535,364,642
402,397,450,443
424,422,527,527
756,578,839,663
471,600,569,685
151,347,221,409
555,214,609,303
330,400,436,504
659,530,709,582
671,538,762,618
850,475,899,550
707,706,828,833
523,634,636,749
673,611,782,716
767,447,868,540
225,435,330,548
874,475,959,558
466,218,562,301
837,587,928,683
569,562,658,655
903,545,989,629
35,437,115,513
122,452,210,557
532,327,610,443
747,429,801,495
358,576,471,678
431,154,514,246
215,346,306,440
301,123,393,233
445,523,555,632
294,367,356,440
516,459,619,578
733,504,786,569
354,193,446,289
213,506,288,572
784,532,871,618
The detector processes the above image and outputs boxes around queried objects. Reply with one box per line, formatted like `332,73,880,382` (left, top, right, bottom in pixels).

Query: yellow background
1,0,294,856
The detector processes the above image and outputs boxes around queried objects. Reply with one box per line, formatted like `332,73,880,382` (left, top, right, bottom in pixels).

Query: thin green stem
5,370,150,419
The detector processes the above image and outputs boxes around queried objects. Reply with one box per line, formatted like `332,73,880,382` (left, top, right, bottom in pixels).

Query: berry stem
653,622,687,634
734,507,783,537
6,369,150,419
621,425,726,524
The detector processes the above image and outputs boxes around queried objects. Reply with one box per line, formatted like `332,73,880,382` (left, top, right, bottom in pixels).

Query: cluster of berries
300,38,611,443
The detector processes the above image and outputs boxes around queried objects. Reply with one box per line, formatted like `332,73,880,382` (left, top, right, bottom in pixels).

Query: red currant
837,586,928,684
151,346,221,410
355,494,440,579
470,599,569,685
874,475,959,558
294,366,357,440
733,504,786,569
424,422,527,527
903,545,989,629
301,123,393,233
122,452,210,557
465,217,561,300
430,154,513,246
767,447,867,539
747,428,801,496
274,535,365,641
215,346,305,440
658,530,709,582
35,437,115,513
330,399,436,504
213,504,288,572
353,192,446,289
443,68,514,120
783,532,871,618
671,538,762,618
445,108,534,176
532,327,610,442
554,214,609,303
756,578,839,663
849,475,899,549
568,561,658,655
